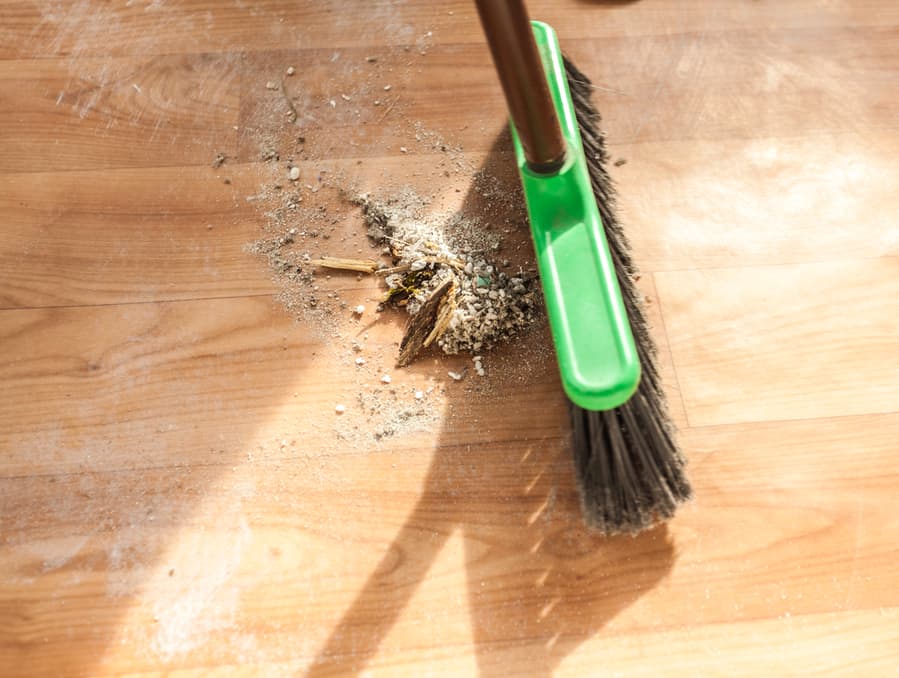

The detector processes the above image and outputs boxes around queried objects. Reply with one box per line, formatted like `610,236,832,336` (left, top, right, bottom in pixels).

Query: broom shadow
306,130,676,677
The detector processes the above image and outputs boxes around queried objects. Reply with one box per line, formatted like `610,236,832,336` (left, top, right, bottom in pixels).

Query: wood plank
235,25,899,165
0,165,273,308
654,258,899,427
10,21,888,174
0,293,575,478
0,152,521,308
2,0,897,60
5,24,894,170
0,54,240,173
614,132,899,271
565,25,899,145
518,609,899,677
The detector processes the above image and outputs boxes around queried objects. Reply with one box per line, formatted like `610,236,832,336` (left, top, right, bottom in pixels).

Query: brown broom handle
474,0,567,172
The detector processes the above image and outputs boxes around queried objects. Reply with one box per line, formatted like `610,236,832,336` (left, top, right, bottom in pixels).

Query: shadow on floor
306,131,677,677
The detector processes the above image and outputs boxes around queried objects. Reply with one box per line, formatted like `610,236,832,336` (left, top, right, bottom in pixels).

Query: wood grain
2,0,898,676
0,54,240,173
655,258,899,427
615,132,899,271
0,154,515,309
2,0,897,59
0,294,571,477
234,22,899,163
0,165,271,308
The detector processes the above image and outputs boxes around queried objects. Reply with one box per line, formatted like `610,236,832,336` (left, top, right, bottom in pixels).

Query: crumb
286,66,295,76
335,404,346,414
381,374,392,384
473,355,486,377
266,81,278,90
211,152,226,168
289,166,300,181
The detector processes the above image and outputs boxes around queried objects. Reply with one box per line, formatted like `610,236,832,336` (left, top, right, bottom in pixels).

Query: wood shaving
397,279,455,366
313,257,379,273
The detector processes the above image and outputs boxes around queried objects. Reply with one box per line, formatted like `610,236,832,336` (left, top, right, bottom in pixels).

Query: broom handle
474,0,567,172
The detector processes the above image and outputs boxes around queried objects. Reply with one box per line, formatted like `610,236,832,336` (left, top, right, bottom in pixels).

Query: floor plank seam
649,271,693,429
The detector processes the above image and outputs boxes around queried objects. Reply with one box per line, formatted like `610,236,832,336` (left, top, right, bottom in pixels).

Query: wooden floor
2,1,899,675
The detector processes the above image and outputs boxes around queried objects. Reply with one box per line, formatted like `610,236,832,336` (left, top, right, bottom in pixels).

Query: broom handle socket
474,0,567,173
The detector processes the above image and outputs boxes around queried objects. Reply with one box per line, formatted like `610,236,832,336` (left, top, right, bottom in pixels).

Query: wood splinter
311,257,379,273
396,279,456,367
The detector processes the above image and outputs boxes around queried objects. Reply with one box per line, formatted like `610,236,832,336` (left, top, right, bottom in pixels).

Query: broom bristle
563,56,692,535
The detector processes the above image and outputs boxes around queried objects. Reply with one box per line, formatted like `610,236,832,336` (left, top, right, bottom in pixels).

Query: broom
474,1,691,534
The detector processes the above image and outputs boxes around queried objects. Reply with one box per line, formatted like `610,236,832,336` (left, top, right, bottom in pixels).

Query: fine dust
242,48,549,448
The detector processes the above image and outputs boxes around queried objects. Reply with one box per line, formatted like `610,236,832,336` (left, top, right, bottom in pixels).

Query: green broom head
509,21,639,412
510,21,691,534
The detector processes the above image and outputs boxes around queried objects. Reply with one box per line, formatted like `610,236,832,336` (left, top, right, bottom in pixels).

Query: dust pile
238,50,547,447
356,191,541,356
